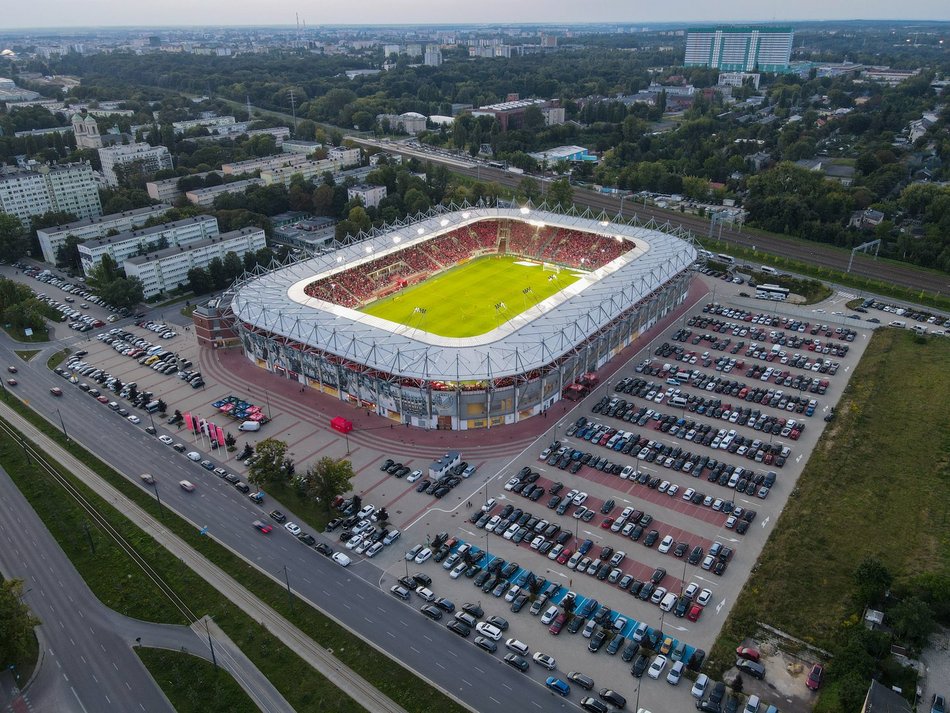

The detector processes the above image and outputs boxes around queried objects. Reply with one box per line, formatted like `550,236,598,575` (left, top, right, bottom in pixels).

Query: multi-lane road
0,336,588,713
352,138,950,296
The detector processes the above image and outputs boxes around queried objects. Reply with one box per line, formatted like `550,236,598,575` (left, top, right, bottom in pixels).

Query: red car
736,646,761,662
556,548,573,565
600,518,615,530
806,663,823,691
686,604,704,622
549,612,567,635
252,520,273,534
50,387,63,396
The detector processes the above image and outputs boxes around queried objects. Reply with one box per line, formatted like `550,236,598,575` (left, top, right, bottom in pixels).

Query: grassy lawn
361,254,579,337
2,395,469,713
14,350,40,362
47,348,70,370
136,648,257,713
2,325,50,342
707,329,950,670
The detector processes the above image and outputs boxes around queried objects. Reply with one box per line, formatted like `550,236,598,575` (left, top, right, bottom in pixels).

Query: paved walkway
0,400,407,713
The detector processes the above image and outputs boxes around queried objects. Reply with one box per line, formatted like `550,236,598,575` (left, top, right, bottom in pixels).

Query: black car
462,602,484,618
631,654,649,677
420,605,443,621
473,636,497,653
412,572,431,587
735,658,765,679
269,510,287,523
446,620,470,637
315,542,333,556
587,630,607,652
297,533,316,546
599,689,626,709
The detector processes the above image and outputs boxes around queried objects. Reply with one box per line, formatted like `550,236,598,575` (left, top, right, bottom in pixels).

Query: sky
3,0,950,30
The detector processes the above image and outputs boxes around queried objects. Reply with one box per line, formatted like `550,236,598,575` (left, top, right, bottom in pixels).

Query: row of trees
246,438,355,513
0,275,61,335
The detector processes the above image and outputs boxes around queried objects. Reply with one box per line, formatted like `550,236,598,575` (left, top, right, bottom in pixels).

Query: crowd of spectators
303,219,632,308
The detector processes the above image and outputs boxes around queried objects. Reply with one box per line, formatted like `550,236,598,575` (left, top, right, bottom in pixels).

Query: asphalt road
0,463,179,713
352,138,950,296
0,340,586,713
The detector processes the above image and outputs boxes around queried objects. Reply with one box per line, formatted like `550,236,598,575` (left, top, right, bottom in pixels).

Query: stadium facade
229,205,697,430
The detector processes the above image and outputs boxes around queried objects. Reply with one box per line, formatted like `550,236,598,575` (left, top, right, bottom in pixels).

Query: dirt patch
727,639,820,713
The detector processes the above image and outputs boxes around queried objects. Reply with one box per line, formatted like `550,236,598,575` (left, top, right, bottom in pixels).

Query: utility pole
289,89,298,132
205,618,218,670
55,408,68,440
283,565,293,611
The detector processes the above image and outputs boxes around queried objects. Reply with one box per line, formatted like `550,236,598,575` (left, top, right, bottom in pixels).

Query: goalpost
542,262,561,275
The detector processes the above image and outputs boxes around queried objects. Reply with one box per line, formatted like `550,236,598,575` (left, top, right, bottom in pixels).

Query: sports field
359,255,580,338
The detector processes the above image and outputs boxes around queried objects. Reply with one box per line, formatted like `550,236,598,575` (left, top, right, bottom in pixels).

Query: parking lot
33,269,875,712
367,279,872,711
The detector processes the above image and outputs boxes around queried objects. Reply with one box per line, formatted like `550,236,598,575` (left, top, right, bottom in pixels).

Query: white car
345,535,364,550
548,544,564,561
691,673,709,699
540,606,559,625
406,470,423,482
475,622,503,641
405,544,423,561
667,660,684,685
667,484,679,497
697,588,713,607
572,491,588,506
481,498,496,513
331,552,351,567
365,542,383,558
414,548,432,564
658,535,674,554
503,524,520,540
449,562,467,579
504,585,521,603
415,586,435,602
127,415,141,424
684,582,700,600
186,451,201,462
504,477,520,491
284,522,301,536
647,655,668,679
158,435,173,445
682,487,696,501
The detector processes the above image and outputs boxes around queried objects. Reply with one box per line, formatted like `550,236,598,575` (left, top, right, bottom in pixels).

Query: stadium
230,205,698,430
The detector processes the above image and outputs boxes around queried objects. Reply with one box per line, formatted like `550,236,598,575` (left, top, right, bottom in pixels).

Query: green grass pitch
359,255,580,338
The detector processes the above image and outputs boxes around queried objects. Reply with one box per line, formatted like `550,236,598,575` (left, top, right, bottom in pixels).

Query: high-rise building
424,47,442,67
98,142,173,187
685,27,793,73
0,162,101,229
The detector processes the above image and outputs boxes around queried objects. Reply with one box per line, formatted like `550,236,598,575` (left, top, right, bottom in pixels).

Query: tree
301,457,355,512
99,276,144,309
187,267,213,295
225,432,237,449
517,176,541,203
0,578,40,667
889,597,935,647
247,438,289,487
0,214,29,262
55,235,84,271
732,674,743,693
239,443,254,461
156,399,167,414
854,556,892,607
547,177,573,208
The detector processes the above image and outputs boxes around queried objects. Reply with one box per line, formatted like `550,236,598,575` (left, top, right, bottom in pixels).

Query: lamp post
151,480,165,521
55,408,68,440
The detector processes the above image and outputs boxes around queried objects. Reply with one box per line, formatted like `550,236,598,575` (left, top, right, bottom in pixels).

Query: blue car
545,677,570,697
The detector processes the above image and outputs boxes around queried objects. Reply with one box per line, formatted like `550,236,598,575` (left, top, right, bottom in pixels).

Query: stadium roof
231,207,697,382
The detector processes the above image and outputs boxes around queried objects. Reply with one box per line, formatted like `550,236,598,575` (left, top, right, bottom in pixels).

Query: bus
715,253,736,264
755,284,789,301
487,161,505,169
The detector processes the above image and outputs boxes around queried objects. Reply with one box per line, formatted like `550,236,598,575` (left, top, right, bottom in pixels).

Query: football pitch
359,255,580,338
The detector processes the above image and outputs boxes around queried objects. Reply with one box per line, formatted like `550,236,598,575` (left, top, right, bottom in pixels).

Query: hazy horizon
2,1,950,32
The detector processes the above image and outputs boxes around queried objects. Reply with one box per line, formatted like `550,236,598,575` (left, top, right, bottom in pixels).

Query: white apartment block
124,228,266,297
221,153,310,176
171,116,237,134
347,184,387,209
259,158,345,187
282,140,323,154
36,203,172,264
98,143,174,187
185,178,265,207
0,162,101,229
328,146,361,167
78,215,219,275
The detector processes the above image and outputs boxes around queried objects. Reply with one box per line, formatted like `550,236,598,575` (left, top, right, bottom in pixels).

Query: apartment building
685,27,794,72
328,146,361,167
78,215,218,275
0,162,101,229
347,184,387,209
185,178,265,207
221,153,310,176
36,203,172,264
98,142,174,187
171,116,237,134
124,228,266,297
259,157,345,187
